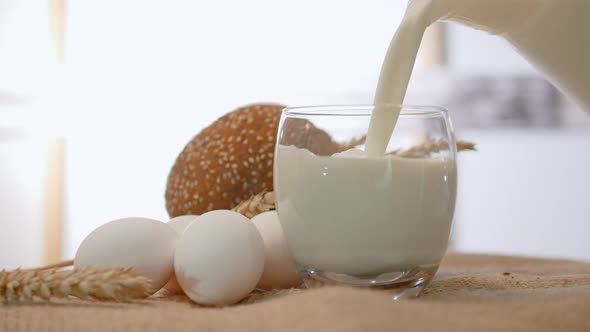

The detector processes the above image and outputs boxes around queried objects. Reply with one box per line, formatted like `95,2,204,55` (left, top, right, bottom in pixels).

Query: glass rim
283,104,448,117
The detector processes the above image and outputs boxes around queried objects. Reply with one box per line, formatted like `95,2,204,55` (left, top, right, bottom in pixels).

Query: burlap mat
2,253,589,331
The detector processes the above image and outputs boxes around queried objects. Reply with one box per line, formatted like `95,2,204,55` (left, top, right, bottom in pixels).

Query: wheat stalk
232,190,276,218
392,139,476,158
241,288,302,304
26,259,74,271
0,267,153,303
336,135,367,152
335,136,475,158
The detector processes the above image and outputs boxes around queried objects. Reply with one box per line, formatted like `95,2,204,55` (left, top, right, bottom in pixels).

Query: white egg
74,217,177,292
163,215,199,294
167,215,199,235
251,211,301,290
174,210,265,305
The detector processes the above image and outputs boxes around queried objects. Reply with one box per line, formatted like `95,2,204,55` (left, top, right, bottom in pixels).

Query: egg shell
174,210,265,305
251,211,301,289
168,215,199,236
164,215,199,293
74,217,177,292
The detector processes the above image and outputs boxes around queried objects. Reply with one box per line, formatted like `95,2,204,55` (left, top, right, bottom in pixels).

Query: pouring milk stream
366,0,590,157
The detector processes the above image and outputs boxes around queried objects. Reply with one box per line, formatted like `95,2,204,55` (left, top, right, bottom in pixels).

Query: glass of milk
274,104,457,299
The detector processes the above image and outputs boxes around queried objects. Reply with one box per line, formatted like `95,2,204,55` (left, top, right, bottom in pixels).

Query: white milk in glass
275,145,455,276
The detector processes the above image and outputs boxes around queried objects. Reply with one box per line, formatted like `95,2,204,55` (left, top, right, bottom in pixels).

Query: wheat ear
0,267,153,303
393,139,476,158
26,259,74,271
232,190,275,218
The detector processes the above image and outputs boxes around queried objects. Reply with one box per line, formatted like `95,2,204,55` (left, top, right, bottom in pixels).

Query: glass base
298,264,438,300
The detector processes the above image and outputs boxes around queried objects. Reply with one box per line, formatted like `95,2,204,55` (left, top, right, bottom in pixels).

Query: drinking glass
273,105,457,299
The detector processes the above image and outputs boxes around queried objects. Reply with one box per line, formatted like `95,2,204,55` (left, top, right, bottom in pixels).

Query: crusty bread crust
165,104,284,217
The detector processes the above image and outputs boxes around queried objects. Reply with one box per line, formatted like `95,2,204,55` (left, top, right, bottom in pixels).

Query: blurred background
1,0,589,269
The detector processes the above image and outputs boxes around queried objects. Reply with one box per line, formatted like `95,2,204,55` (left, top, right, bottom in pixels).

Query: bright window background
0,0,49,66
61,0,411,258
